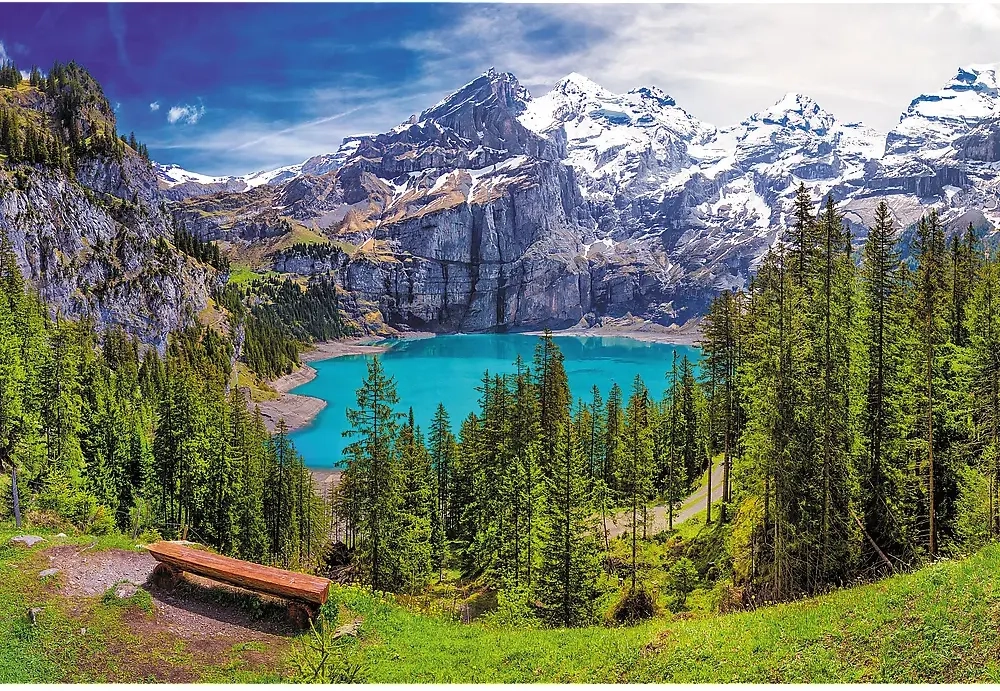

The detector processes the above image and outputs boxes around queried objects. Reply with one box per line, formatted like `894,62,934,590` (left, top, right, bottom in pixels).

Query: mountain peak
943,63,1000,96
749,92,835,134
628,85,676,108
420,68,530,123
553,72,611,97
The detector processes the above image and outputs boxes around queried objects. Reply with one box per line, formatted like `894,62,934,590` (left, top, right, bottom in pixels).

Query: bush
128,498,157,539
607,583,658,625
25,509,75,533
479,587,540,629
289,619,366,683
83,504,116,536
667,557,699,611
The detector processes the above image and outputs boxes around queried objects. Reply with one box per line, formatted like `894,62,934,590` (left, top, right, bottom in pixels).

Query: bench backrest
146,541,331,605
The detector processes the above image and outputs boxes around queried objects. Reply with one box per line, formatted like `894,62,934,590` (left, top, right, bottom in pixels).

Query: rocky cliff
167,64,1000,333
1,64,215,349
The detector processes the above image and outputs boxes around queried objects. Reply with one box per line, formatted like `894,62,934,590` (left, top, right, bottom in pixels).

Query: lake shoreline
253,333,433,436
256,323,701,482
522,317,703,346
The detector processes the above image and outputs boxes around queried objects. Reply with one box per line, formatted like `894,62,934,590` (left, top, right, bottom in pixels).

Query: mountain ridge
161,64,1000,332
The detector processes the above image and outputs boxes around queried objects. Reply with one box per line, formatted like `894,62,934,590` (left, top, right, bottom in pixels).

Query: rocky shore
525,315,703,345
254,334,433,434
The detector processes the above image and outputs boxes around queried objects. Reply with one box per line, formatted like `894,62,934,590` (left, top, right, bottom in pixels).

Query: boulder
10,535,45,548
38,568,60,579
111,582,139,599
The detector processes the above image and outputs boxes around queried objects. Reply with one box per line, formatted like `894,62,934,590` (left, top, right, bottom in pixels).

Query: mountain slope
163,64,1000,333
1,63,215,348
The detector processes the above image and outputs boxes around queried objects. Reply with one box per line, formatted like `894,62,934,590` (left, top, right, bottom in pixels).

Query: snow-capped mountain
168,64,1000,331
519,72,716,198
156,150,349,201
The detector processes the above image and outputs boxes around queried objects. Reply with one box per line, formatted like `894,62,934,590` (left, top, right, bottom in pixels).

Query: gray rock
1,150,216,352
112,582,139,599
10,535,45,548
38,568,60,579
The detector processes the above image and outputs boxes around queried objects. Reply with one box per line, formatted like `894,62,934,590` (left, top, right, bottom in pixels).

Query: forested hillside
329,184,1000,626
0,235,325,565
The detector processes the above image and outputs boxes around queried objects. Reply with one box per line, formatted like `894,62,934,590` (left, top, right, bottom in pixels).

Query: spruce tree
342,356,403,591
537,423,600,627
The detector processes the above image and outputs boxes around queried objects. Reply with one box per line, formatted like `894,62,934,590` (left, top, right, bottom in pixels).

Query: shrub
607,583,658,625
666,557,700,612
479,587,540,629
83,504,116,536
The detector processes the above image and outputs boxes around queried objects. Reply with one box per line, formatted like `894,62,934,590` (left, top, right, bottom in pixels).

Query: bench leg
151,563,181,591
287,601,317,630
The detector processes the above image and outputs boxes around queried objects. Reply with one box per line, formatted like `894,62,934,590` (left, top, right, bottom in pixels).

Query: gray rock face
39,568,60,579
170,65,1000,333
1,156,215,350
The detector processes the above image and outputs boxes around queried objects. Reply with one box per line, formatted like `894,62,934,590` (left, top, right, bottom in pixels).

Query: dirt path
42,544,296,655
604,461,725,540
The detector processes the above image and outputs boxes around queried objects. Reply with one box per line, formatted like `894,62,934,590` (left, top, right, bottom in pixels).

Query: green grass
327,545,1000,683
6,522,1000,682
227,263,265,286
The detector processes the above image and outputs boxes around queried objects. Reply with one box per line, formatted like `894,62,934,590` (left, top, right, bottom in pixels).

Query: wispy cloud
149,101,160,112
229,107,364,152
400,4,1000,134
148,88,435,175
107,4,130,69
167,103,205,125
145,3,1000,175
0,41,9,65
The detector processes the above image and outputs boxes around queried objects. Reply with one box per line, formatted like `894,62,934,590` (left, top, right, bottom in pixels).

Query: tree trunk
705,456,712,524
927,311,936,559
11,465,21,530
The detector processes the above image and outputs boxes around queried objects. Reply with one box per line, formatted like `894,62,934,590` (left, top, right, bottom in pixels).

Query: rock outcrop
166,64,1000,333
1,67,215,349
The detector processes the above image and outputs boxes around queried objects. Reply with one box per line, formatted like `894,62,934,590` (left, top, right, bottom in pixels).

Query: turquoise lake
288,334,700,468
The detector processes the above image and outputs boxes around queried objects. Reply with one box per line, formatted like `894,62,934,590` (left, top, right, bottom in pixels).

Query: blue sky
3,3,1000,176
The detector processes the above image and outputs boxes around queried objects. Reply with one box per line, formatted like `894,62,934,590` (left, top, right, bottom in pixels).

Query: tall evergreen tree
537,423,601,627
343,356,403,591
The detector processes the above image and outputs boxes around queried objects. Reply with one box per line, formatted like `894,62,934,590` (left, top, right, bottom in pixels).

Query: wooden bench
146,541,331,625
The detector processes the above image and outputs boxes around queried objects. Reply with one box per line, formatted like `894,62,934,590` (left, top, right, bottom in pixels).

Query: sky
3,3,1000,177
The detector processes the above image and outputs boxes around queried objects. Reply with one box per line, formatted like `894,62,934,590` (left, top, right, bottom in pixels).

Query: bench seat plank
146,541,331,605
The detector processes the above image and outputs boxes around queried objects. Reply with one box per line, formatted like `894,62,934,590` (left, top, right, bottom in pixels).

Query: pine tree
428,403,455,578
968,247,1000,537
619,375,653,593
912,211,948,558
537,423,601,627
343,356,403,591
534,330,570,477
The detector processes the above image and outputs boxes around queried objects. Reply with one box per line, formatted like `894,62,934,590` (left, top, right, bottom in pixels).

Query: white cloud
167,103,205,125
402,4,1000,135
154,4,1000,175
149,101,160,112
0,41,9,65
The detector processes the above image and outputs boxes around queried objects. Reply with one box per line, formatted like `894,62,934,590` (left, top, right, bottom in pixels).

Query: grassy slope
4,522,1000,682
339,544,1000,683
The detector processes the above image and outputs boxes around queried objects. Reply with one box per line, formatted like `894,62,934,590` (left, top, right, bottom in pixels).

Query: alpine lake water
289,333,701,469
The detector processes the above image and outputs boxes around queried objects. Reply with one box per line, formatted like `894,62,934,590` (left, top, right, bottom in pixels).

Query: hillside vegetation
3,524,1000,683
